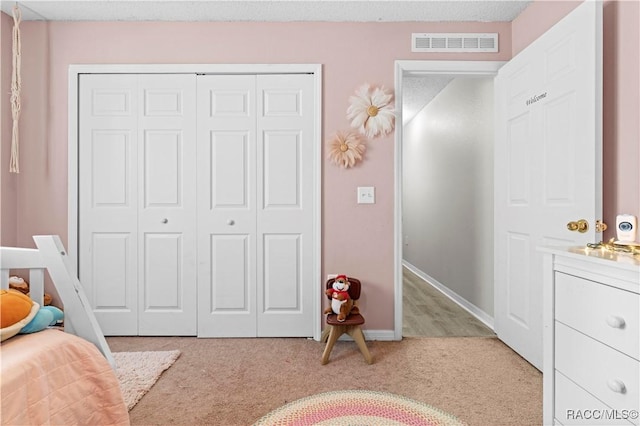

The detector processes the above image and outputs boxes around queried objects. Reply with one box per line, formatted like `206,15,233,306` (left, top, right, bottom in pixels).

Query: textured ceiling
1,1,530,22
403,74,455,124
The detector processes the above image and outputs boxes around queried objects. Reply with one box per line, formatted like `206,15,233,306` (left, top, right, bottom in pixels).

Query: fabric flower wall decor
346,84,395,138
327,131,366,168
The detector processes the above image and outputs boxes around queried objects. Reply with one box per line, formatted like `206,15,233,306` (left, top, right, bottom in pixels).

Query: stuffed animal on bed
9,276,53,306
0,289,39,341
20,305,64,334
323,275,359,322
0,288,64,342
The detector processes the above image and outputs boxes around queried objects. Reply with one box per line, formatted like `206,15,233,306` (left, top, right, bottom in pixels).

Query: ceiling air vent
412,33,498,53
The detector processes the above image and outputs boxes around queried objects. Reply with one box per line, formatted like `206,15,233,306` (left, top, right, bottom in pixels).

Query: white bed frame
0,235,115,368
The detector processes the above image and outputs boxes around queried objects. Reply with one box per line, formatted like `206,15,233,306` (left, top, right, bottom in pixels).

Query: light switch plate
357,186,375,204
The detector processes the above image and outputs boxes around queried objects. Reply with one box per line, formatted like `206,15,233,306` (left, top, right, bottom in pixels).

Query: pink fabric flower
327,131,366,168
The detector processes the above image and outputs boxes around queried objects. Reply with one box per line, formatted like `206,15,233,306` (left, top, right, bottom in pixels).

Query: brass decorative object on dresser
541,247,639,425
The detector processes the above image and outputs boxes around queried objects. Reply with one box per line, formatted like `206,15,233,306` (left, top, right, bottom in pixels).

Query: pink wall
602,0,640,239
4,1,639,332
1,12,17,246
513,0,640,240
7,19,512,331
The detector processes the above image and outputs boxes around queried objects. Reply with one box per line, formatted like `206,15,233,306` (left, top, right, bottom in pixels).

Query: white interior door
256,74,315,336
196,75,258,337
494,0,602,369
79,73,197,336
79,74,139,335
197,74,315,337
137,74,197,335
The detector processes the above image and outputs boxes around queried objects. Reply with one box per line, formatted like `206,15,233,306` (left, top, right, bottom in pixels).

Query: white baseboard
363,330,396,341
403,260,495,330
329,329,396,341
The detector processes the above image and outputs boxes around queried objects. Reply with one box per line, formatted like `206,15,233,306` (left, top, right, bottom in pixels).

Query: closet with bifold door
78,72,316,338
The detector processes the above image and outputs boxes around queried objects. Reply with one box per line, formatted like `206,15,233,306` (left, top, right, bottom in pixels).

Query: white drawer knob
227,219,235,226
606,315,625,329
606,379,626,394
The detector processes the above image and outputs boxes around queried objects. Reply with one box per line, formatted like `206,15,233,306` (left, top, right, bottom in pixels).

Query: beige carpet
106,336,541,425
113,350,181,410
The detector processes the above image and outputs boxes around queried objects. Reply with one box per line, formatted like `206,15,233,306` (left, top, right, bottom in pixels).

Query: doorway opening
393,61,504,339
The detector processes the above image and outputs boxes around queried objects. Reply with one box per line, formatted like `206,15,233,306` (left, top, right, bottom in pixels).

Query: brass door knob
567,219,589,233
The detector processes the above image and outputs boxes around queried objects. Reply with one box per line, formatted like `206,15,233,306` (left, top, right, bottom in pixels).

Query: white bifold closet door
79,74,197,336
79,72,315,337
196,74,315,337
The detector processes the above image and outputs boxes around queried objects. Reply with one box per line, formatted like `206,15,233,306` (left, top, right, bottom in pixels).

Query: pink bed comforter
1,329,130,425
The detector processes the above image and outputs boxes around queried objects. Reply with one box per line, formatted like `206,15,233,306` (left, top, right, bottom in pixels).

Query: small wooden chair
321,277,373,365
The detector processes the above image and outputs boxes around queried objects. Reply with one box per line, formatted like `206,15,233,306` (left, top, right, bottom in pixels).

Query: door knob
567,219,589,233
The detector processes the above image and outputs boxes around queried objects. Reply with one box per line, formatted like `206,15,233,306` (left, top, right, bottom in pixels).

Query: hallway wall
403,77,494,318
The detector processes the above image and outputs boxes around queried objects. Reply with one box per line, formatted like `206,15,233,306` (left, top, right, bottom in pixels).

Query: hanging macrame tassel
10,4,22,173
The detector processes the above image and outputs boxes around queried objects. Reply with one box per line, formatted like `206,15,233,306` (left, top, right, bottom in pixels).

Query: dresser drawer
555,371,634,425
555,272,639,360
555,322,639,423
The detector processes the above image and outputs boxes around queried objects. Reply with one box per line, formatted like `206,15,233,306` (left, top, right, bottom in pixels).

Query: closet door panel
210,235,251,310
210,131,250,209
263,131,301,208
137,74,197,336
257,74,315,337
263,234,301,310
91,233,133,313
91,131,130,205
79,74,139,335
143,130,183,206
142,233,183,308
197,75,257,337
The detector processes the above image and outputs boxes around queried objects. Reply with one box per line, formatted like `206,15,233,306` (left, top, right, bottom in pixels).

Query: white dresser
542,247,640,426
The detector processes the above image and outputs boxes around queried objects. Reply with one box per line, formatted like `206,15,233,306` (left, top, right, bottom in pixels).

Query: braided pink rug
254,390,466,426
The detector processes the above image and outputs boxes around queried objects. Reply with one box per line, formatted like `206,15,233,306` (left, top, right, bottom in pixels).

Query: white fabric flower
327,131,366,168
346,84,395,138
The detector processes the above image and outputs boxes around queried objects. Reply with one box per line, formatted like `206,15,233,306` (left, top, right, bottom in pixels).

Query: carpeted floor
107,336,541,425
113,350,181,410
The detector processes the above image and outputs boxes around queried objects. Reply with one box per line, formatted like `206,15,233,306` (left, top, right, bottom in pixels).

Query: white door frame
393,60,504,340
68,63,323,340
